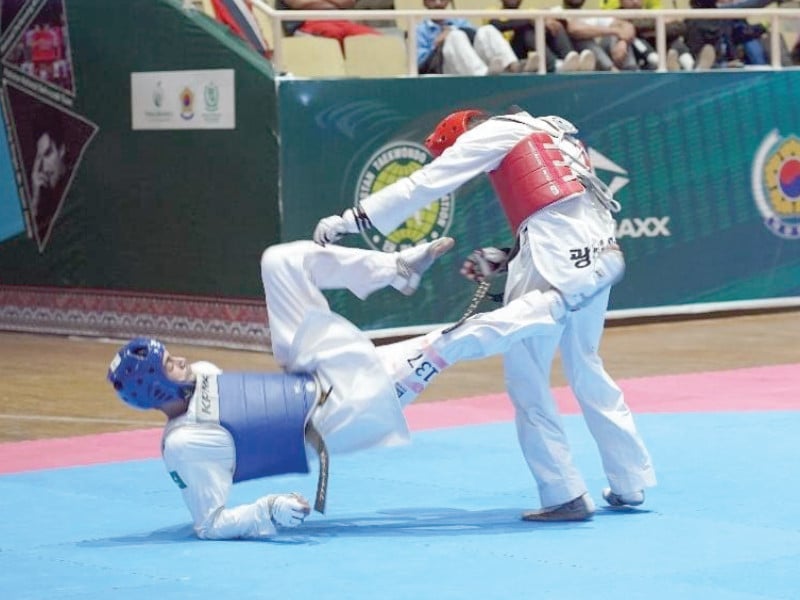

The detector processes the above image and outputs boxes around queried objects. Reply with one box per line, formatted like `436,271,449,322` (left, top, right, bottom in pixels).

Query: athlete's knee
260,241,315,273
260,244,286,275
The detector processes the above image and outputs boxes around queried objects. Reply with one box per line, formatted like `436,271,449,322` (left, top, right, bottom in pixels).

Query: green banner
1,1,798,341
278,72,800,330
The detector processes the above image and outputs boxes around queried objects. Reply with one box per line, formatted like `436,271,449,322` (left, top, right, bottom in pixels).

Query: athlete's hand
313,209,358,246
269,493,311,528
460,247,510,283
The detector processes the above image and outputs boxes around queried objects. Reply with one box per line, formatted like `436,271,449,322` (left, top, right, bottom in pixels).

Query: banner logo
152,81,164,108
751,130,800,239
616,216,671,238
180,86,194,120
204,81,219,112
355,141,453,251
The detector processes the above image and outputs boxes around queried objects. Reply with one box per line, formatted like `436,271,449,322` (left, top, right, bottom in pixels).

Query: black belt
304,384,333,514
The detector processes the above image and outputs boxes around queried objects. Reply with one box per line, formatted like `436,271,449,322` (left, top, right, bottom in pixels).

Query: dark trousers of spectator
508,25,576,72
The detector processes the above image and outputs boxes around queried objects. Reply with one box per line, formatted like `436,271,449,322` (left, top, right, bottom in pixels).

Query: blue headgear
107,337,194,410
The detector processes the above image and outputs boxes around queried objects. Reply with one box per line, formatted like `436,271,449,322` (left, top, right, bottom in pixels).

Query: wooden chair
280,36,347,77
344,34,409,77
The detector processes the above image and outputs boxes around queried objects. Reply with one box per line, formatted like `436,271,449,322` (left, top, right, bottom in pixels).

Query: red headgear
424,109,486,157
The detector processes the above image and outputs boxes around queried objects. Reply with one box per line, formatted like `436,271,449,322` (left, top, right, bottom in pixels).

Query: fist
460,247,510,283
269,493,311,528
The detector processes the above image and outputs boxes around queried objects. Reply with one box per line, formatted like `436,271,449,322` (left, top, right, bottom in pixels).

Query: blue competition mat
1,412,798,600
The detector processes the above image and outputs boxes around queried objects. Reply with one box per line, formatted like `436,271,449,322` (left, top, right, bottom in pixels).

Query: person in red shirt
277,0,380,51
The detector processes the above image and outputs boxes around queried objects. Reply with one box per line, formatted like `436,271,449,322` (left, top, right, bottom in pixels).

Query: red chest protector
488,132,585,234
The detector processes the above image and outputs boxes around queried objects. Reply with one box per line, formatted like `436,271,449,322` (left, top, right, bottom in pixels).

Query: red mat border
1,363,797,475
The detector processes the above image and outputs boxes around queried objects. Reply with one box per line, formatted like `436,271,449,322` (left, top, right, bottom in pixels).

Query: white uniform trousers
442,26,518,76
503,200,657,507
261,240,565,408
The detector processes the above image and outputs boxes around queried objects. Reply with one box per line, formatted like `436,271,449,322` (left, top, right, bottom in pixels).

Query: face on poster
3,81,97,252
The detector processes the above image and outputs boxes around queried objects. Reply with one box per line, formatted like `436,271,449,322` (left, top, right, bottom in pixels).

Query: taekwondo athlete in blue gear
108,337,316,539
109,236,624,539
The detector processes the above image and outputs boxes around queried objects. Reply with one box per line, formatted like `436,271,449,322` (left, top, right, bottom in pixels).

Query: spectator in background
553,0,639,70
684,0,741,66
617,0,716,70
718,0,793,65
418,0,539,74
277,0,381,49
486,0,597,72
685,0,791,67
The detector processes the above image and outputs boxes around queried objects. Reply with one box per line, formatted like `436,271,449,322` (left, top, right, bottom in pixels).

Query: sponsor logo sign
131,69,235,130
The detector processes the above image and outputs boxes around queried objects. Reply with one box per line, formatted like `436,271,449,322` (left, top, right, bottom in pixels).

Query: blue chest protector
215,372,317,483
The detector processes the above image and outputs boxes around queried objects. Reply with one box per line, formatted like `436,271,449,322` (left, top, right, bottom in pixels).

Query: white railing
249,1,800,75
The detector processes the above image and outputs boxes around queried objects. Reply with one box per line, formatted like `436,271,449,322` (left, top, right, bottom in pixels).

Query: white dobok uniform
353,110,656,508
162,239,567,539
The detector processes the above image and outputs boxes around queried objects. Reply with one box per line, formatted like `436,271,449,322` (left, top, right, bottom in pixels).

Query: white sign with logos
131,69,235,130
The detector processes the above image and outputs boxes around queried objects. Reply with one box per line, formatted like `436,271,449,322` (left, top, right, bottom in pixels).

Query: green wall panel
278,71,800,330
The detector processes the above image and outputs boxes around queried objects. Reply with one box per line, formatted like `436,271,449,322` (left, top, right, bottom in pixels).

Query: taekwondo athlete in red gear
313,108,656,521
109,234,604,539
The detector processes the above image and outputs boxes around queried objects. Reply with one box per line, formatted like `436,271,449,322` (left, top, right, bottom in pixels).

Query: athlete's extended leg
375,285,569,406
261,239,453,365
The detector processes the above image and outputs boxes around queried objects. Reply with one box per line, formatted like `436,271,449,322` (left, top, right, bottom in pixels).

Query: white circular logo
751,129,800,240
355,141,454,251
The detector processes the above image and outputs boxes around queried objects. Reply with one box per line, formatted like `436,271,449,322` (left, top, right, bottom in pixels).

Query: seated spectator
617,0,716,70
486,0,596,72
686,0,791,67
277,0,381,49
719,0,793,65
684,0,739,66
417,0,537,75
552,0,639,70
